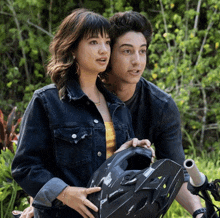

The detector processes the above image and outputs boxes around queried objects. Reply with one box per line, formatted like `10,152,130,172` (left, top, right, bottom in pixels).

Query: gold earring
76,62,80,75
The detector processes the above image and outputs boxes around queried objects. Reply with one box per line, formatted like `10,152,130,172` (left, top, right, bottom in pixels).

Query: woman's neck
79,73,100,102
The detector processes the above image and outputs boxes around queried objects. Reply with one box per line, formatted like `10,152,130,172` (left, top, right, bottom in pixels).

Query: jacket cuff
33,177,68,207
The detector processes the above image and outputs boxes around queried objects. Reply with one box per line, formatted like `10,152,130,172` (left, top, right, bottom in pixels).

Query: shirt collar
65,78,125,106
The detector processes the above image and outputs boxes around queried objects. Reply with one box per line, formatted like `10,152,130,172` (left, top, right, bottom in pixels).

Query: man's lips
128,69,141,75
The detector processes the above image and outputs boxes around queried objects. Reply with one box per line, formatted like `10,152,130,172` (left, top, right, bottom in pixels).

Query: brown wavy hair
47,8,110,98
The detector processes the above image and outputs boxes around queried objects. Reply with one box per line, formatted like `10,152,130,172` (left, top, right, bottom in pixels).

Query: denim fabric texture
125,77,190,182
12,78,134,217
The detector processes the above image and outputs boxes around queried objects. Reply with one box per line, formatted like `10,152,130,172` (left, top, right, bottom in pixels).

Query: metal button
94,119,99,124
97,151,102,157
71,134,77,139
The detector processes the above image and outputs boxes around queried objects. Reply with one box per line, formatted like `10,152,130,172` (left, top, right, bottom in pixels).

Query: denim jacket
12,78,134,217
125,77,189,182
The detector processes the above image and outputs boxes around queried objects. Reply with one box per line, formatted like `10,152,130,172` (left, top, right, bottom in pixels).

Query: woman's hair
109,11,153,49
47,8,110,98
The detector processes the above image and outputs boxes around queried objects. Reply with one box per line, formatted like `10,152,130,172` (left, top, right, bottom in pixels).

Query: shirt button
86,101,90,105
72,134,77,139
97,151,102,157
94,119,99,124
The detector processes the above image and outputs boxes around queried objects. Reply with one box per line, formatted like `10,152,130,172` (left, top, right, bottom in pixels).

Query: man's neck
106,76,137,102
115,84,136,102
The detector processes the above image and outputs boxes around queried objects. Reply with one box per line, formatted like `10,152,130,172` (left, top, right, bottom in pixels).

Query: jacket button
94,119,99,124
72,134,77,139
97,151,102,157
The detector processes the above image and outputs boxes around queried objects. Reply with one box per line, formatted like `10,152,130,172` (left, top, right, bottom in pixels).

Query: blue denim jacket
12,79,134,217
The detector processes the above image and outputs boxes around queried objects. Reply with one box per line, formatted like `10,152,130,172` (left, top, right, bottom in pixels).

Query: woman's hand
12,197,34,218
20,206,34,218
57,186,101,218
115,138,155,162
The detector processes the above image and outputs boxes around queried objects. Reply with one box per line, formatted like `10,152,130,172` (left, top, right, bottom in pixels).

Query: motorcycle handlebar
184,159,206,187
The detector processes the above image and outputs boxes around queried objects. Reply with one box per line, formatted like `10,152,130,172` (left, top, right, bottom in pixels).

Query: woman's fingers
137,139,151,148
82,187,100,212
86,187,101,195
115,138,154,154
61,186,101,217
136,139,155,162
20,206,34,218
83,198,99,212
131,138,138,147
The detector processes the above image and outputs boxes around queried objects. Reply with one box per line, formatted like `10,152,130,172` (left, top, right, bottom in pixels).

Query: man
14,11,204,218
105,11,204,218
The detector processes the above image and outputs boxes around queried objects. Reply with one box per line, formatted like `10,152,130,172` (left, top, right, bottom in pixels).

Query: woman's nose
98,43,109,54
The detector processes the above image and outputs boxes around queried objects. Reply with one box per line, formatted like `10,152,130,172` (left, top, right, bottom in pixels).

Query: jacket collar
65,78,125,106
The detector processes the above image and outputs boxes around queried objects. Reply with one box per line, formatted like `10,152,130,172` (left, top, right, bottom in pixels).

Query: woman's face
74,33,111,76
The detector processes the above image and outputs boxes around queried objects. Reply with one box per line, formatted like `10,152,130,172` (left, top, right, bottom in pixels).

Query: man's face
110,31,147,85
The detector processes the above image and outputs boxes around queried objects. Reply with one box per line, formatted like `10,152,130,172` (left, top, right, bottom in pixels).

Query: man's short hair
109,11,153,48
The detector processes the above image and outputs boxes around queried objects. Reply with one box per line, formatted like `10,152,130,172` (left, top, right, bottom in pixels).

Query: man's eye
123,50,131,54
140,49,147,54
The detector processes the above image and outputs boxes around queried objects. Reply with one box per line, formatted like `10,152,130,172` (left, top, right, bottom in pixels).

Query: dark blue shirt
12,79,134,217
125,77,189,182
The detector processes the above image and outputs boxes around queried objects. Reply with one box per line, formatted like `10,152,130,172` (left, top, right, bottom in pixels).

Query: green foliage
0,144,29,218
164,150,220,217
0,0,219,192
145,0,220,154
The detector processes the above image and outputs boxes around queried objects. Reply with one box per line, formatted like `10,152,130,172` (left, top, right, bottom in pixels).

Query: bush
0,144,29,218
164,148,220,217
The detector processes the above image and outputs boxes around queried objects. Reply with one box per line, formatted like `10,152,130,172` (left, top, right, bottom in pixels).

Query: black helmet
87,147,184,218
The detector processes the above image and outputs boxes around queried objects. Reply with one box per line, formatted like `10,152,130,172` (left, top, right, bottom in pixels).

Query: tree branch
159,0,171,52
199,83,207,148
195,8,217,66
27,19,54,37
193,0,202,33
7,0,30,83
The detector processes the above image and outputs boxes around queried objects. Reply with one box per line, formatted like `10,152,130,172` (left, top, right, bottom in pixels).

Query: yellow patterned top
105,122,116,159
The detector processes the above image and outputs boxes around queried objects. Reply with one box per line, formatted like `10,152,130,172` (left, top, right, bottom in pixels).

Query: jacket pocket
54,127,92,168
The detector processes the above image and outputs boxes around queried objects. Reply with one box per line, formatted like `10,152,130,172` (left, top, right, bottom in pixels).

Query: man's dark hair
109,11,153,48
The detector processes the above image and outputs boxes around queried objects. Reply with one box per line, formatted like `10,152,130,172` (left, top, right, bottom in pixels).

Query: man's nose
131,52,141,65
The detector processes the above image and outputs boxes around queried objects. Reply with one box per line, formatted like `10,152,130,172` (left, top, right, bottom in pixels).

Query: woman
12,8,152,218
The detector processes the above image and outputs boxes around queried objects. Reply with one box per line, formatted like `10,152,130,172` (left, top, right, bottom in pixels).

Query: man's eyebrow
119,43,147,48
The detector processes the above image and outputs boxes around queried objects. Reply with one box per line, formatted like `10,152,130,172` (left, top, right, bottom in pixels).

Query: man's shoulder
138,77,172,103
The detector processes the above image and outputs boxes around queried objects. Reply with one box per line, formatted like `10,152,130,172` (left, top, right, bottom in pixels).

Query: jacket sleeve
11,92,68,205
154,97,190,182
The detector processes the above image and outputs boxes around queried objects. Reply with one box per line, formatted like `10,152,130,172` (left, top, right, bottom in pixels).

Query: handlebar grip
184,159,206,187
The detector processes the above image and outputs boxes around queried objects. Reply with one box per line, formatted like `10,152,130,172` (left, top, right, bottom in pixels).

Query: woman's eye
90,41,98,45
106,40,111,45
